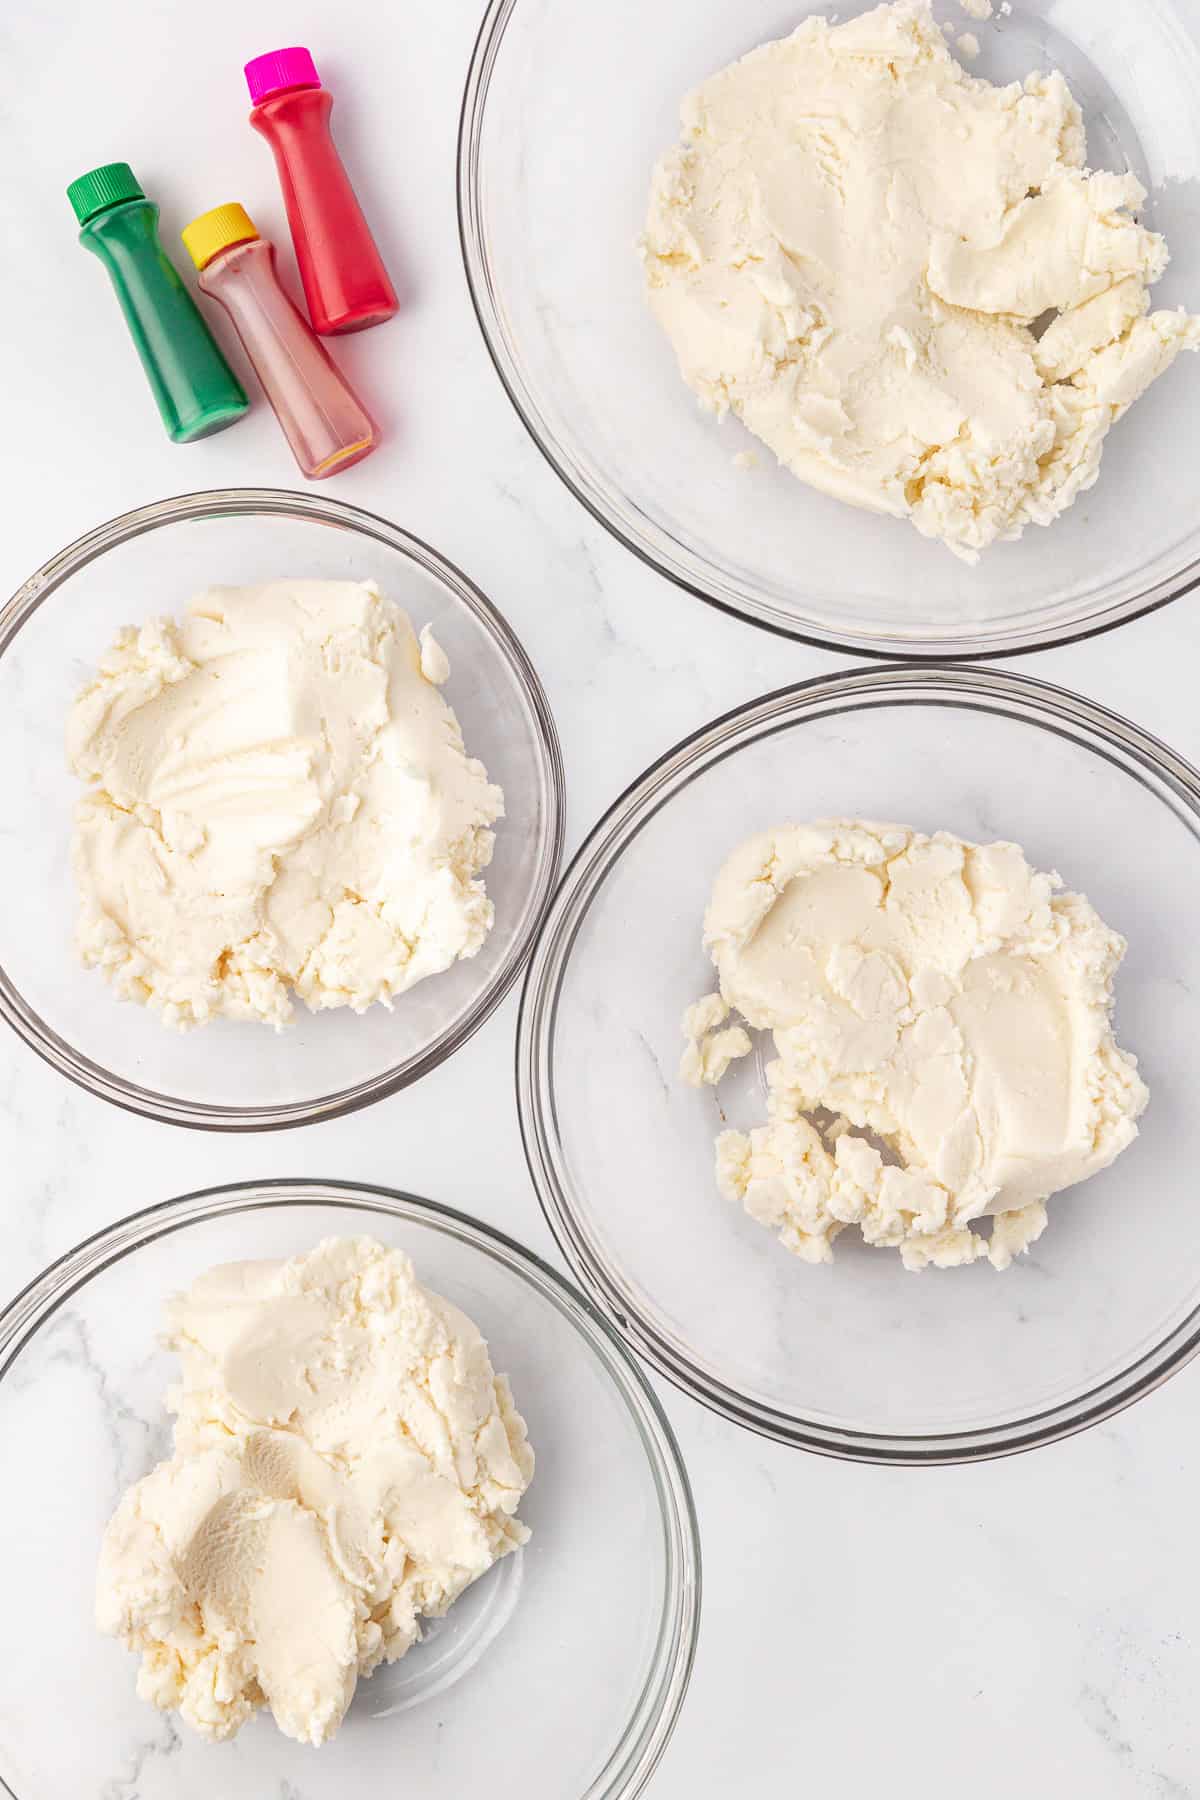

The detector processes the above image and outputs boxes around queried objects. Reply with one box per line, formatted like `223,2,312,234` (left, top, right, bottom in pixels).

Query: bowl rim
516,660,1200,1464
0,487,566,1132
457,0,1200,661
0,1178,702,1800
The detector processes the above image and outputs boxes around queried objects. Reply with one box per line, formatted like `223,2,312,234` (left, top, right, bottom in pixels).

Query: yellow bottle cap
181,203,259,271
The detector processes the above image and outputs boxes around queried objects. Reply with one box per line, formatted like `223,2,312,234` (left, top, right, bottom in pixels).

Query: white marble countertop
4,1,1200,1793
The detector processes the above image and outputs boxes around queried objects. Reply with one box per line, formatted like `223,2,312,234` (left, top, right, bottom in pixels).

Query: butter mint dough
96,1237,534,1746
641,0,1200,559
68,579,503,1029
682,821,1148,1271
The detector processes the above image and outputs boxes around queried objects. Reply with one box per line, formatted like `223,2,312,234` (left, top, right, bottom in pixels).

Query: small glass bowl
517,665,1200,1462
460,0,1200,657
0,1181,700,1799
0,490,563,1129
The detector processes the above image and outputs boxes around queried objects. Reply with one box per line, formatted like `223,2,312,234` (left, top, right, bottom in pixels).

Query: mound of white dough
68,579,503,1029
682,820,1148,1270
96,1237,534,1745
642,0,1200,558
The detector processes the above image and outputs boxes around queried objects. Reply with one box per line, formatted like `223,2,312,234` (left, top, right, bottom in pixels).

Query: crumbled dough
957,32,981,59
680,994,752,1087
682,821,1148,1271
68,580,503,1029
959,0,992,19
96,1238,534,1746
641,0,1200,560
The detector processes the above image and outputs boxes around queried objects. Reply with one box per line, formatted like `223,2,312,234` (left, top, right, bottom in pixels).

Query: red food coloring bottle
245,46,399,335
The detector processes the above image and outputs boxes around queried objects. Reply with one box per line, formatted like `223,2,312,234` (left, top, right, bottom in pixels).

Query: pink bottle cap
244,46,320,105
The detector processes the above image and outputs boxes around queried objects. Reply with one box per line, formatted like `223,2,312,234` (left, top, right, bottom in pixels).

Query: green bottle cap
67,162,145,226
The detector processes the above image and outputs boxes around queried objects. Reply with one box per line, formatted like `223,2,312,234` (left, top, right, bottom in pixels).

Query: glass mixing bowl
517,665,1200,1462
0,491,563,1128
460,0,1200,657
0,1181,699,1800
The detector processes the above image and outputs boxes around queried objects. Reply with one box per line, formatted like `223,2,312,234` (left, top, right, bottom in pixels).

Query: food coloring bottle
183,203,376,478
68,162,249,442
245,47,399,335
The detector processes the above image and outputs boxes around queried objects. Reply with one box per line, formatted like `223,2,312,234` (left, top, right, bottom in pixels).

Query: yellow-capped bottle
182,203,376,478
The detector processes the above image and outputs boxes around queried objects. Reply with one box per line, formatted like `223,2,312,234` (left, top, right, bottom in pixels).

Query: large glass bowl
0,1181,699,1800
517,665,1200,1462
460,0,1200,657
0,490,563,1129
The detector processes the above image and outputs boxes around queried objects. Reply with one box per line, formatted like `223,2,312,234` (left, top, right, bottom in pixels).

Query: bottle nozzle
182,203,260,271
244,46,320,104
67,162,144,225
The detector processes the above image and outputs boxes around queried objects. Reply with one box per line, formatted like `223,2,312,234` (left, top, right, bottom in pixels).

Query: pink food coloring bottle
182,203,376,479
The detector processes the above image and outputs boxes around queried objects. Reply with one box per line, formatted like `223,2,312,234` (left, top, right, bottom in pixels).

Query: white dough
96,1237,534,1746
641,0,1200,559
68,579,503,1029
682,821,1148,1271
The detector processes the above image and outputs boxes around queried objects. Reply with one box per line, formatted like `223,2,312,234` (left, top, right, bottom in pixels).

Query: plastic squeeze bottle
182,203,376,478
68,163,249,442
245,47,398,335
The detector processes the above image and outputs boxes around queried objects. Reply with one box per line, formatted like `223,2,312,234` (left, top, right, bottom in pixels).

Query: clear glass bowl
517,666,1200,1462
0,490,564,1129
460,0,1200,657
0,1181,699,1799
